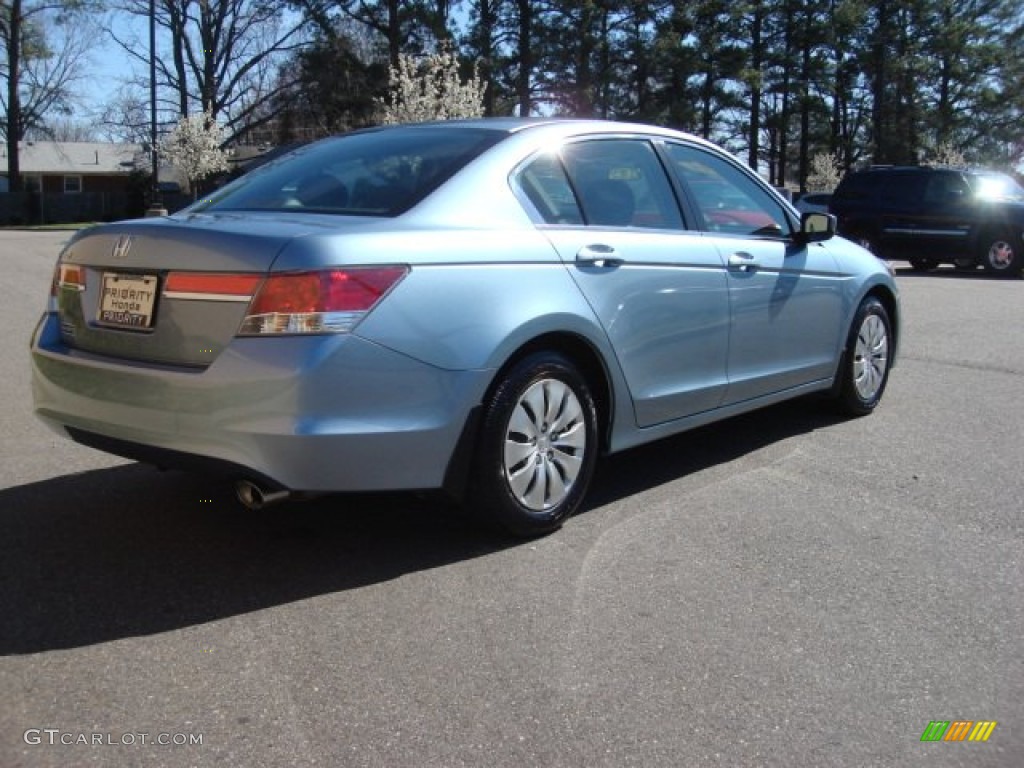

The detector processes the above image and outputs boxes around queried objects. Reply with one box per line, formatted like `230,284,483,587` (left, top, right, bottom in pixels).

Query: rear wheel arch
443,331,615,506
484,332,614,452
440,331,614,505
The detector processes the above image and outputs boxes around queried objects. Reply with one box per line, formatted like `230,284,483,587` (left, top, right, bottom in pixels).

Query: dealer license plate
97,273,159,329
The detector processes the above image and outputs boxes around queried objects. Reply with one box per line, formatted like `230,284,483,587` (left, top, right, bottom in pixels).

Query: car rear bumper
30,312,491,492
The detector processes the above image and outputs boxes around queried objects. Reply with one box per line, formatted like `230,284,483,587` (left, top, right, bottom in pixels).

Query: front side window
923,172,969,205
970,172,1024,202
664,143,792,238
197,126,505,217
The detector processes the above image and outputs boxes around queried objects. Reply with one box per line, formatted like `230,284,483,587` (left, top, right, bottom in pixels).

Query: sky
74,8,316,139
78,13,149,127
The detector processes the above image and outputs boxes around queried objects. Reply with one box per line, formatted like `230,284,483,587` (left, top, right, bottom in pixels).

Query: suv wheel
979,230,1021,276
909,257,939,272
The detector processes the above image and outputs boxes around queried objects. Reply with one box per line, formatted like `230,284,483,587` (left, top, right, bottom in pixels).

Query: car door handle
728,252,759,271
576,244,622,268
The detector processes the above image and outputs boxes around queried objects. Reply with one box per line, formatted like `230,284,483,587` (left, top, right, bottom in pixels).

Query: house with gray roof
0,141,149,224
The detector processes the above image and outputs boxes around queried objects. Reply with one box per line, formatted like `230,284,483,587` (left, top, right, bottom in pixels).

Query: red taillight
239,267,407,335
246,273,324,316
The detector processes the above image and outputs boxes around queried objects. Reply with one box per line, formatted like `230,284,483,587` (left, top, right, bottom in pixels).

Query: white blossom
158,111,231,198
806,151,842,192
378,46,486,125
924,141,967,168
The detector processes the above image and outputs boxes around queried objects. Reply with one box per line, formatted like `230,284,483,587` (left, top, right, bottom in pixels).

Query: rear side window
516,139,684,229
197,126,505,217
517,152,584,225
879,172,925,205
923,172,970,205
561,139,684,229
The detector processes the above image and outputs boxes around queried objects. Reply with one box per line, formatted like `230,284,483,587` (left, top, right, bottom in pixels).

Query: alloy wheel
503,378,587,512
986,239,1015,270
853,314,889,401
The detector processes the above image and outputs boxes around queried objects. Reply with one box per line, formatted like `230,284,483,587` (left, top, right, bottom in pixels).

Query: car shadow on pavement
0,398,845,655
583,397,843,511
892,266,1002,280
0,467,509,655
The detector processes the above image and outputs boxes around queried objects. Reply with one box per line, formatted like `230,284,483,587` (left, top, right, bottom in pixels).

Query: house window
64,175,83,194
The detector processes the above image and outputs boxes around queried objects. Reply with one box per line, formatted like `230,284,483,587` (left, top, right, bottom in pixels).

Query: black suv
830,166,1024,276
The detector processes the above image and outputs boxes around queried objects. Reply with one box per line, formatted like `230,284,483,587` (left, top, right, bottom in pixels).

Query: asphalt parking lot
0,231,1021,767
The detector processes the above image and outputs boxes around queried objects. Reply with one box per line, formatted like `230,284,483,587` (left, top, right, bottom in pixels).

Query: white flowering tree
924,141,967,168
378,47,486,124
806,151,842,192
159,111,231,199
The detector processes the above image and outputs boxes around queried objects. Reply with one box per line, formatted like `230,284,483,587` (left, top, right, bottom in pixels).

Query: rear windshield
194,126,505,217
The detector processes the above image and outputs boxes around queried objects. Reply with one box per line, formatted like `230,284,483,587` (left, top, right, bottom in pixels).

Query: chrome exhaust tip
234,479,292,510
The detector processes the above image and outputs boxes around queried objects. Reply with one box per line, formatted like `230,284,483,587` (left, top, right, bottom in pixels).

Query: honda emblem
111,235,133,260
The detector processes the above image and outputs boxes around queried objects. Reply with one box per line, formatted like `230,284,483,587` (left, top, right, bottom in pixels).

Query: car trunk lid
54,214,326,367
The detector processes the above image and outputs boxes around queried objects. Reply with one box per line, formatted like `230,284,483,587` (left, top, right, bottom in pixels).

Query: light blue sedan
31,119,899,537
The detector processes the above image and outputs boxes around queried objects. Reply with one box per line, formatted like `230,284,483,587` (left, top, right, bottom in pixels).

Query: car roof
345,119,736,171
851,165,1006,176
848,166,1015,182
350,117,707,144
855,166,948,174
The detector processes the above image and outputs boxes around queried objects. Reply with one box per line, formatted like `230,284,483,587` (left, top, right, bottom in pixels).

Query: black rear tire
470,351,598,538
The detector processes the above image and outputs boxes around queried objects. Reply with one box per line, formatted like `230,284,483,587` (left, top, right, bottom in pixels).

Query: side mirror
799,212,836,243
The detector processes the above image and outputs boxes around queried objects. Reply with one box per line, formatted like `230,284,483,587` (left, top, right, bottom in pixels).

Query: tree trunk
516,0,533,115
870,0,890,163
199,0,217,115
164,0,190,117
476,0,498,116
747,0,763,171
798,5,813,192
777,2,796,186
570,1,597,117
5,0,23,195
387,0,401,68
700,59,713,139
